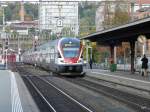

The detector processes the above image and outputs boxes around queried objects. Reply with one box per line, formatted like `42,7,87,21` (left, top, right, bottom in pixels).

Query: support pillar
114,46,117,64
110,45,114,63
130,40,135,73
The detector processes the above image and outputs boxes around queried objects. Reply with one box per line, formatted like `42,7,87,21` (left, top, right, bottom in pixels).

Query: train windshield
62,40,80,58
63,47,79,58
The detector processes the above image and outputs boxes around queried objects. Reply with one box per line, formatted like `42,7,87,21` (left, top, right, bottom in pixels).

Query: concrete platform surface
0,70,40,112
84,69,150,92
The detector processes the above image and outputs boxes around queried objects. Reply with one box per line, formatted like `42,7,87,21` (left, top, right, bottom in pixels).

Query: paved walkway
84,69,150,81
0,70,39,112
0,70,11,112
84,69,150,96
0,70,23,112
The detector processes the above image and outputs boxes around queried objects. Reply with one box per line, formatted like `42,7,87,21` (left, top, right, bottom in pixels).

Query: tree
7,2,20,20
12,30,19,40
0,16,2,25
79,2,97,37
4,5,12,21
0,2,38,22
50,33,57,40
29,27,35,35
103,0,130,28
24,3,38,20
112,1,130,26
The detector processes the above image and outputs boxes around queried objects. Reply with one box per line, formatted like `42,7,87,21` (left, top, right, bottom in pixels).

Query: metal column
130,40,135,73
114,46,117,64
110,45,114,63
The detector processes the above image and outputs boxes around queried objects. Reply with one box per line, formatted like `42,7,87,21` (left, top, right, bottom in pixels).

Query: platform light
137,35,146,44
18,48,21,55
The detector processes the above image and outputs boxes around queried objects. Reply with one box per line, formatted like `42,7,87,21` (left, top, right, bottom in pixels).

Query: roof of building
10,20,38,29
136,0,150,4
137,7,150,12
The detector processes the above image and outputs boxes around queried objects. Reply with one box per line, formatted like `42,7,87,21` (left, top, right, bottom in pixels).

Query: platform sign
17,29,28,35
57,19,63,27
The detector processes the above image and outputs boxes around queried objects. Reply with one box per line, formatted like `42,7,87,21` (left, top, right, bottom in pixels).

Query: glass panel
63,47,79,58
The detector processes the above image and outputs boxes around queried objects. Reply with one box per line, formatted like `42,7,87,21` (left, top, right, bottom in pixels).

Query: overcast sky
0,0,103,2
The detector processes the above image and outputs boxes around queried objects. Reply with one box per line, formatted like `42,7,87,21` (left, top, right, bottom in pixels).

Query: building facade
95,0,150,65
96,0,130,32
133,0,150,57
134,0,150,20
134,0,150,11
39,1,79,37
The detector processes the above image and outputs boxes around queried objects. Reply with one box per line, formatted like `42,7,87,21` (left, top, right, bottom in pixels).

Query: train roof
22,37,80,55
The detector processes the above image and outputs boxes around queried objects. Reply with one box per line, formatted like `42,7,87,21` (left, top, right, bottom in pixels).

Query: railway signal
5,38,9,50
34,36,38,51
34,40,37,51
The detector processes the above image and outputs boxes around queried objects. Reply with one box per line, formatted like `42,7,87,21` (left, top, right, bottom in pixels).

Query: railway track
18,66,94,112
61,77,150,112
16,64,150,112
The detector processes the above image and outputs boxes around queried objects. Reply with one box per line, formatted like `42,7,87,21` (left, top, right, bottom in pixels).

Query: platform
84,69,150,98
0,70,39,112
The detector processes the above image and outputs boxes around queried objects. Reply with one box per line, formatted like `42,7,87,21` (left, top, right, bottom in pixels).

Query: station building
94,0,150,65
38,1,79,37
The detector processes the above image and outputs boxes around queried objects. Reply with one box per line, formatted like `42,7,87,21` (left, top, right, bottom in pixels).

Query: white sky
0,0,103,1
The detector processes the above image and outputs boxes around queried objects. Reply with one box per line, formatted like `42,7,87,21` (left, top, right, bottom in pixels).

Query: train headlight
60,60,67,63
60,60,64,63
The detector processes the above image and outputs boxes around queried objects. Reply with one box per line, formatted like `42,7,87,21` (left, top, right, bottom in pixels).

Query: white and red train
22,37,85,76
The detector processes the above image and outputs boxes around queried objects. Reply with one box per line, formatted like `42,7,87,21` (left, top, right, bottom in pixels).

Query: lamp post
2,7,5,31
34,35,38,51
130,0,136,21
1,4,8,69
84,40,92,69
5,35,8,69
137,35,146,55
1,4,7,31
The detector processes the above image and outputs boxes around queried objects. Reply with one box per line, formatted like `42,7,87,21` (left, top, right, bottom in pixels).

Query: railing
84,63,109,70
84,63,132,71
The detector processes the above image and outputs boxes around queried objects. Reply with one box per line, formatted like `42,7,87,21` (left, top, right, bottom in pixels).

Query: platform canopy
82,17,150,73
82,17,150,45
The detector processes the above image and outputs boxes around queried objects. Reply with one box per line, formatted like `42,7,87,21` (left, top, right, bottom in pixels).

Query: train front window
63,47,79,58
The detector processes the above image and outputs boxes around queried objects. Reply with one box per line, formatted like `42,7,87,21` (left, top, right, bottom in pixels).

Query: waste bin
110,64,117,72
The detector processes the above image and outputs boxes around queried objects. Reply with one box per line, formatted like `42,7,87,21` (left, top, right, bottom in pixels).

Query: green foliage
51,33,57,40
79,2,96,37
4,5,12,21
5,2,20,21
24,3,38,19
0,16,2,24
12,30,18,39
29,27,35,34
99,51,110,63
5,26,11,33
103,1,130,28
61,27,75,37
92,47,100,63
82,41,100,63
112,11,130,26
0,2,38,23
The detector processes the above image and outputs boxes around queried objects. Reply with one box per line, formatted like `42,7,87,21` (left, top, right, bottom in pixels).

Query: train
22,37,85,76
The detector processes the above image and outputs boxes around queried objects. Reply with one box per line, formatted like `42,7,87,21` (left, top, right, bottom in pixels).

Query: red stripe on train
64,58,79,63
